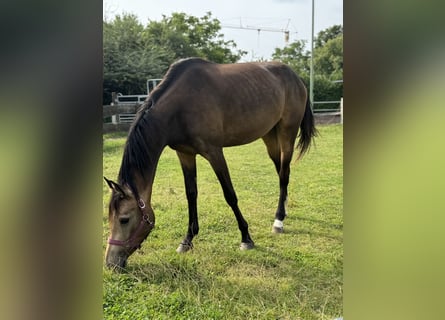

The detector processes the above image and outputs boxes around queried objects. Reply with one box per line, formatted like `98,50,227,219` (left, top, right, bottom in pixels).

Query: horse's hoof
176,242,193,253
240,242,255,250
272,219,284,233
272,226,284,233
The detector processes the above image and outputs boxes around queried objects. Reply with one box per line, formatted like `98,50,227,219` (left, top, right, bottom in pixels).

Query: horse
104,57,317,268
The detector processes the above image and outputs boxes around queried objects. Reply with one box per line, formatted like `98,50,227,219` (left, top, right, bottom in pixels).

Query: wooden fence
103,104,140,133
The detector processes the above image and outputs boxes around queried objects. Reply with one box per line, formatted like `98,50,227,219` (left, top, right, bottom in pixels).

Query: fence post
111,92,118,106
340,97,343,124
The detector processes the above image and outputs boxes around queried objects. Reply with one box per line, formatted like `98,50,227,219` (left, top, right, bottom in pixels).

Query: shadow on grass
281,226,343,241
292,214,343,230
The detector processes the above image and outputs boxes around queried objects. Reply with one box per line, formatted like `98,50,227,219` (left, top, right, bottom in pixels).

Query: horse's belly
222,117,278,146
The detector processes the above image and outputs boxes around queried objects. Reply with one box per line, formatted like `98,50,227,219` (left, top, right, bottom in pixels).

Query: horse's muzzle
106,256,127,269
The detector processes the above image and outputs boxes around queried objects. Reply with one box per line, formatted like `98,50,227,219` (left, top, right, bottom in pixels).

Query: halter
107,199,154,250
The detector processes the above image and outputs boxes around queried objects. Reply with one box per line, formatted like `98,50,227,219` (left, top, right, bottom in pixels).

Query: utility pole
310,0,315,105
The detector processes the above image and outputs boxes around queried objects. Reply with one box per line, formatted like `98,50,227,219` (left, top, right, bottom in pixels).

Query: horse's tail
296,96,318,159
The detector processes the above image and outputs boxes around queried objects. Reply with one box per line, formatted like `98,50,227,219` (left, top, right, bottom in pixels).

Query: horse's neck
136,151,163,205
122,112,167,204
135,121,167,204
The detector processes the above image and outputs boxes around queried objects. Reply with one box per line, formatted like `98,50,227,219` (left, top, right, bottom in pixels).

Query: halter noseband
107,199,154,250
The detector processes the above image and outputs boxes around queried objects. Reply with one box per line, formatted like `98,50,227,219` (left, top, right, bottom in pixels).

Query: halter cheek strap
107,199,154,250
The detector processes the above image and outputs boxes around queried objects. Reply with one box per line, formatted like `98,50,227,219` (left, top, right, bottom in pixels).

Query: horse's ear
103,177,125,196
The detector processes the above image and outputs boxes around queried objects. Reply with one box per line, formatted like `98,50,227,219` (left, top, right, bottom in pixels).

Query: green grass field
103,124,343,319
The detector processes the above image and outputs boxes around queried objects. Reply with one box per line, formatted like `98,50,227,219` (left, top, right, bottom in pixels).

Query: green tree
272,40,309,79
314,34,343,81
272,25,343,108
144,12,246,63
315,25,343,49
103,14,172,104
103,12,246,104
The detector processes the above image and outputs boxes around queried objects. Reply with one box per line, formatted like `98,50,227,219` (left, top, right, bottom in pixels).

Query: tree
103,12,247,104
272,25,343,107
314,34,343,81
103,14,172,104
144,12,246,63
272,40,309,79
314,25,343,49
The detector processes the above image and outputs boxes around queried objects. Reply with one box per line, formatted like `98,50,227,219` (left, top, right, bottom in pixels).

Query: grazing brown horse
104,57,317,268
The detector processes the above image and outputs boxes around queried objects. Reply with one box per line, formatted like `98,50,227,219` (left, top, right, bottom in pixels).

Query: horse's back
155,58,307,148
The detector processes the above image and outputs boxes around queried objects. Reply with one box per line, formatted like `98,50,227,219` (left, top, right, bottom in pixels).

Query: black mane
117,108,156,199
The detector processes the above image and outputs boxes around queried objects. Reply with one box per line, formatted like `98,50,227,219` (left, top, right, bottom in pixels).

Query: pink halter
107,199,154,250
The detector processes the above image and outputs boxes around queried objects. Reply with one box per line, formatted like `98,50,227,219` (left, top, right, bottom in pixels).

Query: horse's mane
118,108,155,199
118,58,213,198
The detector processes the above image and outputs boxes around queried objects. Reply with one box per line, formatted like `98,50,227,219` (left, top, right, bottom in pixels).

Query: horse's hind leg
176,151,199,253
262,128,281,174
204,148,254,250
270,125,298,233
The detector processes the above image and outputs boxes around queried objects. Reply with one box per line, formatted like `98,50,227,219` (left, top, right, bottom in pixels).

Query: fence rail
313,100,341,112
103,97,343,133
103,104,140,118
103,104,141,133
313,98,343,124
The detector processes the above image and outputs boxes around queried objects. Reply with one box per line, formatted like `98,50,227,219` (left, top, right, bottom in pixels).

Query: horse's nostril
119,217,130,225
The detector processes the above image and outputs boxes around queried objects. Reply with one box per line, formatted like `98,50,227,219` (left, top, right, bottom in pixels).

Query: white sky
103,0,342,61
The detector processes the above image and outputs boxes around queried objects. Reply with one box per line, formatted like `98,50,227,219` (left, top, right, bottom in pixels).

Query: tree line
103,12,342,107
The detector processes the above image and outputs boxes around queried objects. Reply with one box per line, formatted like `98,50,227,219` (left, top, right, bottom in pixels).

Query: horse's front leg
176,151,199,253
204,148,254,250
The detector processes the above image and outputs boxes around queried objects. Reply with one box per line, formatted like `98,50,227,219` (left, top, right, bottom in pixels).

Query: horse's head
104,177,155,269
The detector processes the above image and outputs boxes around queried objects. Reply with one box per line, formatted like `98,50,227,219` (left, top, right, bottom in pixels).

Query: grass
103,124,343,319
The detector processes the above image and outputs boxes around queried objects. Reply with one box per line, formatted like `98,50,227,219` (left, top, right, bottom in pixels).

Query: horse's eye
119,217,130,225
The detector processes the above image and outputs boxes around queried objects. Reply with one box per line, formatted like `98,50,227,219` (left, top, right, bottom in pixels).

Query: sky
103,0,342,61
